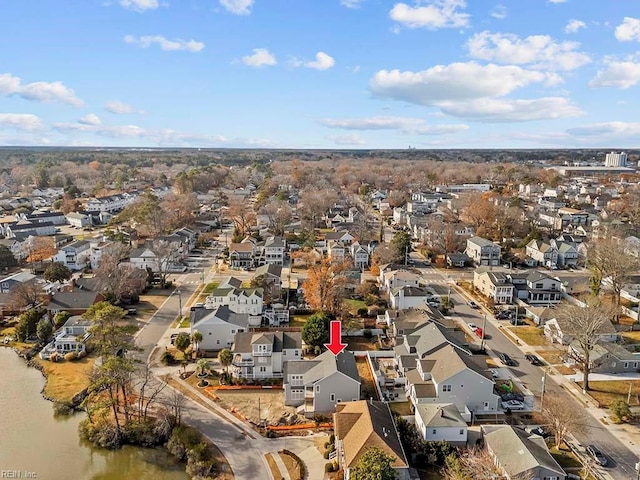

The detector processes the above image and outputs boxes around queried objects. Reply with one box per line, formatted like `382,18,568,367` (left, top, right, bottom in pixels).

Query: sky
1,0,640,149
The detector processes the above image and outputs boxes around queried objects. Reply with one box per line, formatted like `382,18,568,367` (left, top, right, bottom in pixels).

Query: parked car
501,400,525,410
499,353,517,366
467,323,478,330
170,333,179,345
525,354,542,366
586,445,608,466
474,327,484,338
502,392,525,402
126,308,137,315
467,301,479,309
525,426,550,438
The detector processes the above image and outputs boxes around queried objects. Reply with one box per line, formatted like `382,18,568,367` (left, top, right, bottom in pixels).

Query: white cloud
390,0,470,30
467,31,590,71
564,19,586,34
327,133,366,145
220,0,254,15
119,0,160,11
567,121,640,139
124,35,205,52
78,113,102,126
304,52,335,70
438,97,584,122
547,0,567,3
341,0,364,8
0,113,43,131
490,5,507,20
615,17,640,42
589,57,640,88
242,48,277,67
0,73,83,106
370,62,562,105
320,116,468,134
104,100,144,114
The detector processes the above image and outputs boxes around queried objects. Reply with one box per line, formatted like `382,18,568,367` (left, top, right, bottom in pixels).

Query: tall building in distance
605,151,628,167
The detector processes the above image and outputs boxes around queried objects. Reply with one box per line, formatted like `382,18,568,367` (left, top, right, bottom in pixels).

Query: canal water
0,348,189,480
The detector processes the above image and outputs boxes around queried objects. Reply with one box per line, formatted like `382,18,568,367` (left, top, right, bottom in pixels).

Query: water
0,348,189,480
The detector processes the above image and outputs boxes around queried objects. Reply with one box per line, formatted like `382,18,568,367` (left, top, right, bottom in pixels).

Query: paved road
422,265,639,480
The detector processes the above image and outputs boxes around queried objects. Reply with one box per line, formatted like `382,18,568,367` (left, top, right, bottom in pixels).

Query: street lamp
176,289,182,318
480,314,487,351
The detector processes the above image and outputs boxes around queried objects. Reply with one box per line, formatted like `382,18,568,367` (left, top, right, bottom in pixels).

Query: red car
474,327,484,338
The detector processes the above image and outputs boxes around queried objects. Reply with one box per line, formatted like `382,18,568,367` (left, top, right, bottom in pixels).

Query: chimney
440,408,444,417
369,397,373,405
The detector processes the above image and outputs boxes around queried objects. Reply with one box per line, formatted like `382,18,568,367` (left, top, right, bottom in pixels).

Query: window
216,339,220,344
442,385,452,392
259,367,266,373
459,429,464,435
535,283,543,289
231,329,236,334
624,362,629,369
432,429,437,435
316,385,320,392
330,394,335,402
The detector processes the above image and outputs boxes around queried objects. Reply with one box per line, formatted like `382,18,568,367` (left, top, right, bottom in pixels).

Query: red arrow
325,320,348,356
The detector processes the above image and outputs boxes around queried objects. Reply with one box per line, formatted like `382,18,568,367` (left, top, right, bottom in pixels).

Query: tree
152,239,181,289
15,308,46,341
9,279,45,310
191,330,203,357
260,199,292,236
43,261,72,283
588,237,640,321
0,245,18,270
174,333,191,359
441,449,503,480
302,313,330,349
556,298,615,392
94,243,146,302
460,193,499,238
36,318,54,344
350,447,397,480
390,231,411,264
538,393,589,449
26,236,56,273
84,302,136,361
196,359,211,376
302,258,349,314
218,348,233,373
610,399,633,423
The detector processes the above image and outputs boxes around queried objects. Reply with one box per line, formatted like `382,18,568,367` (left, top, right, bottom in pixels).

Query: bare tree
588,237,640,321
152,239,181,288
537,393,589,449
164,387,187,426
136,364,168,419
441,448,504,480
228,197,256,239
9,279,45,310
260,199,292,236
94,243,144,301
556,298,615,392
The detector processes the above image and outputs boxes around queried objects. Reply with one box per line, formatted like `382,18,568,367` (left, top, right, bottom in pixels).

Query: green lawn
202,282,219,294
290,315,311,328
507,326,548,346
389,401,413,416
549,447,583,469
343,299,367,314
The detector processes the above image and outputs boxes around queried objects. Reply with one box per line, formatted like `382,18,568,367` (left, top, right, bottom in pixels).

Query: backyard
356,356,379,401
36,355,96,404
210,389,303,426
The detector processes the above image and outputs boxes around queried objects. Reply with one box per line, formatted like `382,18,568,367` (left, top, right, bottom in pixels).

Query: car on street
475,327,484,338
586,445,608,466
501,400,525,410
467,323,478,330
489,369,499,379
499,353,517,366
525,354,542,366
467,301,479,309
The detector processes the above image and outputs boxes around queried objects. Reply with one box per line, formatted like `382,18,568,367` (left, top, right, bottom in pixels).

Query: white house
415,403,467,446
525,240,558,269
473,269,514,304
382,269,421,292
129,248,159,271
350,242,370,271
204,277,263,318
283,350,361,415
65,212,92,229
52,240,91,271
39,316,92,360
231,331,302,379
258,236,286,266
465,236,501,266
390,285,433,310
189,306,249,351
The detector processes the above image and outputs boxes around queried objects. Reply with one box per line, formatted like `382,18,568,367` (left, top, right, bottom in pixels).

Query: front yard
577,380,640,407
211,389,302,426
507,326,547,346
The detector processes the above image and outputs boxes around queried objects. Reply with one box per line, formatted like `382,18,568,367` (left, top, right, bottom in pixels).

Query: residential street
421,264,640,480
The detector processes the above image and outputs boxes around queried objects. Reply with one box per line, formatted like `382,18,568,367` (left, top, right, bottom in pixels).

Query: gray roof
483,425,566,478
47,290,101,310
254,263,282,278
190,305,250,329
233,331,302,353
219,276,243,289
467,236,497,248
416,403,466,428
286,350,360,385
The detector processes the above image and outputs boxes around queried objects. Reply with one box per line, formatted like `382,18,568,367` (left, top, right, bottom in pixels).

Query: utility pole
541,368,547,409
628,381,633,404
480,314,487,351
177,289,182,318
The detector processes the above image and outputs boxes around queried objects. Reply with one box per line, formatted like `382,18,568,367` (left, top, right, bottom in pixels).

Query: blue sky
1,0,640,149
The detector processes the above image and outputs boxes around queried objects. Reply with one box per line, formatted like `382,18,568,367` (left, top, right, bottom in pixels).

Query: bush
161,350,175,365
78,418,121,449
363,328,372,339
167,425,204,461
325,462,335,473
280,449,306,480
64,351,78,361
329,433,335,444
53,402,73,416
610,399,632,423
356,308,368,317
77,350,87,359
123,419,166,447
